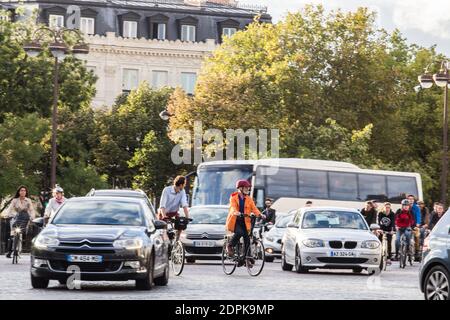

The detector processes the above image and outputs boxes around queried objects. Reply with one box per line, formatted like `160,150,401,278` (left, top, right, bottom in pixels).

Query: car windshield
302,211,367,230
275,215,294,228
188,207,229,224
52,200,144,226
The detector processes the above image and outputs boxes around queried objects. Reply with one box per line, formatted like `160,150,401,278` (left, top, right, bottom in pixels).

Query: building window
49,14,64,28
80,17,95,35
152,23,166,40
122,68,139,92
123,20,137,38
181,72,197,95
152,71,168,89
222,27,237,38
181,25,196,42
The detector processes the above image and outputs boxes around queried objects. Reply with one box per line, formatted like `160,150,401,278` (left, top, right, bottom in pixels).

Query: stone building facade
1,0,271,107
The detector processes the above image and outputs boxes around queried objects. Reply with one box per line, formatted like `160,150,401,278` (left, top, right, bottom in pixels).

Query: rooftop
0,0,268,14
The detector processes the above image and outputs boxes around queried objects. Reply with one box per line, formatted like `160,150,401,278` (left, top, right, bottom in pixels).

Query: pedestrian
305,200,313,207
360,201,377,226
417,200,431,251
429,203,445,231
44,185,66,223
378,202,395,263
1,186,37,258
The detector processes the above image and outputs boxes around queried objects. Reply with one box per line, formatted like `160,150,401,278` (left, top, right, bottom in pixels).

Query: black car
86,189,157,220
419,211,450,300
30,196,169,290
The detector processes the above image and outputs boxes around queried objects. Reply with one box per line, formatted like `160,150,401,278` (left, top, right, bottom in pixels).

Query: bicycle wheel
222,242,237,275
170,240,185,276
381,245,388,272
246,239,265,277
12,235,19,265
400,243,406,269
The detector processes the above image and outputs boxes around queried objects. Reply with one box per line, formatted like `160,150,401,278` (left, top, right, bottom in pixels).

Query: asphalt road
0,255,423,300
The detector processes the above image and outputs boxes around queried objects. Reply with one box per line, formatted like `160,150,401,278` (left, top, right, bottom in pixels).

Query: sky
240,0,450,56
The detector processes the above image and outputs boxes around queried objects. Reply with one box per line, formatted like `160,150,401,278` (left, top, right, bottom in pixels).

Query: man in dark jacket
262,198,276,225
361,201,377,226
378,202,395,262
429,203,445,231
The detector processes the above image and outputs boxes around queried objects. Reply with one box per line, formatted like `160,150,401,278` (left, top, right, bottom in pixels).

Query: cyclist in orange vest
225,180,265,264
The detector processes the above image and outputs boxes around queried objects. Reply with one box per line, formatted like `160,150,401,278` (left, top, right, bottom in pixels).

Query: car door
284,210,301,262
143,206,165,273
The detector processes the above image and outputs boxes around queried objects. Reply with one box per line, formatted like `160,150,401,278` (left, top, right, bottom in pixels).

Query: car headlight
113,238,143,250
361,240,380,249
302,239,324,248
34,235,60,249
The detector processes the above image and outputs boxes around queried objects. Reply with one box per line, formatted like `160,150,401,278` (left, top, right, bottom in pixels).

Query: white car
262,213,295,262
281,207,382,274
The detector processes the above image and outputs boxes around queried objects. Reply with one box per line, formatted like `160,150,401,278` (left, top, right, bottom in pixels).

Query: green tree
0,10,96,120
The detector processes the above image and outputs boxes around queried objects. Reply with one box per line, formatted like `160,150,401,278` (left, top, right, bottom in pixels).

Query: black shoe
5,252,11,258
237,259,245,267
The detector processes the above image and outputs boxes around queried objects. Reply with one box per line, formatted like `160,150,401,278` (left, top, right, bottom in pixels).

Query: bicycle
416,228,431,262
222,213,265,277
163,216,192,276
379,230,392,271
11,226,23,264
399,228,414,268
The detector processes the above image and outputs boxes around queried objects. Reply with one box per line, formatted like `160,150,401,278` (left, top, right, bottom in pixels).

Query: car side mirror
370,223,380,231
32,217,44,228
154,220,167,230
287,223,298,228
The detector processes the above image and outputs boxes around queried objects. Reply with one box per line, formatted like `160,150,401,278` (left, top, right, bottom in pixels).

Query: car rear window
52,200,144,226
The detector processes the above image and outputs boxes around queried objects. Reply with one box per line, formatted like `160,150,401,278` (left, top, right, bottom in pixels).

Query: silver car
281,207,382,274
263,214,294,262
180,205,228,263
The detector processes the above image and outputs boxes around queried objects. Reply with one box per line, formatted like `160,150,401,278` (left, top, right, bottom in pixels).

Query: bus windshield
192,165,253,206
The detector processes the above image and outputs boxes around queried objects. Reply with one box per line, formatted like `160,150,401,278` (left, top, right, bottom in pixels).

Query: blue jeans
395,228,412,255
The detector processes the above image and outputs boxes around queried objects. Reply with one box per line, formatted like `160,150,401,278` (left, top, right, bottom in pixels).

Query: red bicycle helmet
236,179,251,189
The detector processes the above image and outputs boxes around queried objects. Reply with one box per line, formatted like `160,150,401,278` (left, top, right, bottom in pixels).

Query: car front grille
317,257,368,264
329,241,343,249
49,260,122,272
59,241,114,248
186,233,224,240
54,249,115,254
344,241,357,249
185,247,222,255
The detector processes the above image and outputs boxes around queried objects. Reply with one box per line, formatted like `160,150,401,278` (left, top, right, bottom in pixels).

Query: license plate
67,255,103,263
193,241,215,247
329,251,358,257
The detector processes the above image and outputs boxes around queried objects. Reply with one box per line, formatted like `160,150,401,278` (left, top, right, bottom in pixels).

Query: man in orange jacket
225,179,265,264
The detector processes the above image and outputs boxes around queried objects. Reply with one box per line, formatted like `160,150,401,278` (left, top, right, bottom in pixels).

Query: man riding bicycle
158,175,190,227
394,199,415,261
225,179,265,266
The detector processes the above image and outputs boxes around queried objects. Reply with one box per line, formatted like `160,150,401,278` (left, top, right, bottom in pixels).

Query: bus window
387,176,418,203
266,168,298,198
358,174,387,202
329,172,358,201
298,170,328,199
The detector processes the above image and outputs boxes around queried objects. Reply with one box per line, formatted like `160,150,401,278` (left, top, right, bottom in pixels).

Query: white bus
190,158,423,212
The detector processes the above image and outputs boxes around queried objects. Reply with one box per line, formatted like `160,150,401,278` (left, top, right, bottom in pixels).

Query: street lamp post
418,60,449,205
23,27,89,188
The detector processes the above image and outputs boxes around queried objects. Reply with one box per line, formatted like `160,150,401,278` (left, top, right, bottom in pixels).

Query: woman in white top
2,185,37,258
44,185,66,221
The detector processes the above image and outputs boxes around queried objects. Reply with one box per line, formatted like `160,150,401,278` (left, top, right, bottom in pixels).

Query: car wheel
135,254,155,290
31,274,49,289
352,267,363,274
186,257,196,264
424,265,450,300
294,247,308,274
265,257,274,263
154,262,169,286
281,249,293,271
